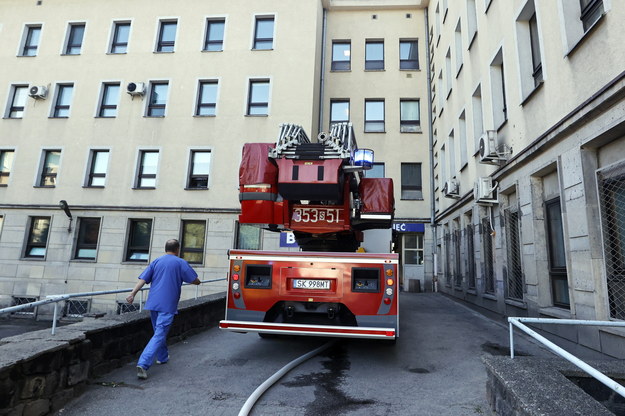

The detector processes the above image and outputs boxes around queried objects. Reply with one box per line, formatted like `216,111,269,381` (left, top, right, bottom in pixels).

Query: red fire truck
219,123,398,340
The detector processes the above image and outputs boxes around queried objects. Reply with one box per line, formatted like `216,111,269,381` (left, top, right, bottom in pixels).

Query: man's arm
126,279,147,303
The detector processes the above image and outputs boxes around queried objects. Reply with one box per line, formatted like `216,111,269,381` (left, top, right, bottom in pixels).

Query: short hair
165,239,180,252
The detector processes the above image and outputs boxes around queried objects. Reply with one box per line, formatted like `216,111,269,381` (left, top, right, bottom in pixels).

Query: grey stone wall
0,293,225,416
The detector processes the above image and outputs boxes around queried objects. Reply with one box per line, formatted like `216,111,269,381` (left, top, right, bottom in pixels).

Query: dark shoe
137,366,148,379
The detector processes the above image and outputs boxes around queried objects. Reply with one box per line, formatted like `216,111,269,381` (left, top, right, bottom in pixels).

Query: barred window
482,218,495,294
454,229,462,288
466,224,476,290
504,208,524,300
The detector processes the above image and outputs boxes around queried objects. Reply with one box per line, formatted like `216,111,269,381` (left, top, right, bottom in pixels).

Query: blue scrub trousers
138,310,174,370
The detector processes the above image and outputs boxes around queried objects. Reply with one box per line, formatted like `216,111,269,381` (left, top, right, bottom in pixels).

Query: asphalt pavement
54,293,554,416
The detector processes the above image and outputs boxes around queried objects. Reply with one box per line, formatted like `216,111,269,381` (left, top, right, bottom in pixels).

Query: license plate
292,279,330,290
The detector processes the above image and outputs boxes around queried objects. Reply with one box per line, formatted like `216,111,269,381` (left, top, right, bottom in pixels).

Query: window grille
444,232,451,286
11,296,37,316
466,224,476,290
597,163,625,320
65,299,90,317
504,208,524,300
117,302,140,314
482,218,495,294
454,229,462,288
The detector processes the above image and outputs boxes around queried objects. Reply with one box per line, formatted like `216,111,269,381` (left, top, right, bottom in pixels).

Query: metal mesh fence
454,229,462,288
64,299,90,317
482,218,495,294
597,164,625,320
466,224,476,290
11,296,37,315
117,302,141,314
504,208,524,300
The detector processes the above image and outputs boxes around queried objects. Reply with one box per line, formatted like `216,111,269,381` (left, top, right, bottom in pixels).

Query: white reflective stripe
220,320,395,339
359,214,392,220
243,184,271,189
228,254,398,264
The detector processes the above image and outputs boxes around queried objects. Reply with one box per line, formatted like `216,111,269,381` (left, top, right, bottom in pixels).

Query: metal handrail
0,278,226,335
508,317,625,399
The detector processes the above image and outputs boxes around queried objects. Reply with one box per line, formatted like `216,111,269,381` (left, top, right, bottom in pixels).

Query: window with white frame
454,20,463,74
516,1,543,101
247,79,269,115
98,83,120,117
6,85,28,118
445,48,452,98
472,85,484,154
24,217,51,258
0,150,15,186
52,84,74,118
147,82,168,117
39,150,61,187
74,217,101,260
204,18,225,51
136,150,159,189
448,132,456,176
125,219,152,262
86,150,109,187
253,16,274,50
400,99,420,133
20,25,42,56
559,0,606,54
187,150,211,189
467,0,478,46
490,49,507,129
64,23,85,55
196,81,218,116
459,111,468,167
580,0,604,31
156,20,177,52
364,99,384,132
110,21,130,53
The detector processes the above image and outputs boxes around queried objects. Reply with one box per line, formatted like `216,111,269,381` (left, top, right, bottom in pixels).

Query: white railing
0,278,226,335
508,317,625,399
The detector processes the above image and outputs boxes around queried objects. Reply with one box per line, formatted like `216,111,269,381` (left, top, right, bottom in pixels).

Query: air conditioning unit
474,177,498,205
443,179,460,199
28,85,47,99
478,130,499,164
126,82,145,96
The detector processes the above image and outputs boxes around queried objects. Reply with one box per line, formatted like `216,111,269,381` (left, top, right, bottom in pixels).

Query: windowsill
144,116,166,118
95,116,116,119
60,53,81,56
400,198,424,201
193,115,216,118
364,69,385,72
460,162,468,172
467,31,477,50
184,187,209,191
495,119,508,133
539,306,571,319
399,68,420,72
564,13,606,58
132,187,156,190
33,185,55,189
82,185,105,189
467,289,477,296
201,49,223,53
400,128,423,134
505,298,527,309
520,81,544,106
71,259,97,264
330,69,351,73
0,184,7,187
153,51,175,54
17,55,37,58
21,257,46,261
364,130,386,134
49,117,69,119
245,114,268,117
483,293,497,301
2,117,23,120
456,64,463,78
251,48,274,51
121,261,149,265
446,88,453,100
106,52,127,55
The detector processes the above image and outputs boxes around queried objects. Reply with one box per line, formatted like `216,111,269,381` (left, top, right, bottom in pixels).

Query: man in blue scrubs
126,239,201,379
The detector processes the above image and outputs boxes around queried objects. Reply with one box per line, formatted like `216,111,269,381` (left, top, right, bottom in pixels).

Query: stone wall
0,293,225,416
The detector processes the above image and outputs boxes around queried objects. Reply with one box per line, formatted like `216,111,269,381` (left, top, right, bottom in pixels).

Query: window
196,81,218,116
39,150,61,187
399,40,418,70
235,222,261,250
400,99,420,132
401,163,422,199
52,84,74,118
466,222,476,290
180,220,206,264
459,111,468,167
125,219,152,262
110,22,130,53
364,100,384,132
504,205,523,301
490,49,507,128
204,19,225,51
253,16,274,50
64,23,85,55
365,40,384,70
482,217,495,294
156,20,177,52
529,13,543,87
467,0,478,46
445,49,452,97
25,217,50,258
404,233,424,265
6,85,28,118
187,150,211,189
454,21,463,74
21,25,41,56
472,85,484,153
247,79,269,116
448,133,456,176
147,82,168,117
74,217,101,260
98,83,120,117
0,150,15,186
516,1,543,100
580,0,604,32
545,198,569,308
331,41,351,71
86,150,109,187
136,150,159,188
364,163,385,178
330,100,349,126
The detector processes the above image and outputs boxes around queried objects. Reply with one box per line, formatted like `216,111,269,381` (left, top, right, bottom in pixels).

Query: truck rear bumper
219,320,396,339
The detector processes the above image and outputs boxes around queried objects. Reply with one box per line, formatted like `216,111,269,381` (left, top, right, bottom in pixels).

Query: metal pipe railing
0,278,226,335
508,317,625,399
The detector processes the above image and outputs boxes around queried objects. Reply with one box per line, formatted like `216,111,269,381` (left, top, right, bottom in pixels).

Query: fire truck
219,123,398,340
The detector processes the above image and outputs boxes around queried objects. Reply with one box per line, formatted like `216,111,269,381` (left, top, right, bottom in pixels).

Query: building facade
430,0,625,357
0,0,432,317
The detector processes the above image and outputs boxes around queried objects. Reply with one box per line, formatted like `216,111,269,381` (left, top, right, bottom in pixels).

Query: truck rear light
233,274,240,281
386,269,394,277
234,292,241,299
383,298,391,305
233,283,240,290
386,288,393,296
233,265,240,272
386,278,394,286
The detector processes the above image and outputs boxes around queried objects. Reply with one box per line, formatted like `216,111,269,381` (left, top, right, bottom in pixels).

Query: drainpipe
318,8,328,135
424,7,438,291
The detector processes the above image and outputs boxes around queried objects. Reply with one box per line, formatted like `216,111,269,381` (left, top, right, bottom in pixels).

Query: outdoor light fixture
59,200,73,232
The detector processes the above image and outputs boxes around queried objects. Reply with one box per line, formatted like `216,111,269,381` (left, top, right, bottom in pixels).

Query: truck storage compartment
354,178,395,230
239,143,278,225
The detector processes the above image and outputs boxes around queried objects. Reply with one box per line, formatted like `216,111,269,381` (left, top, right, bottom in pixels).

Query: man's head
165,239,180,254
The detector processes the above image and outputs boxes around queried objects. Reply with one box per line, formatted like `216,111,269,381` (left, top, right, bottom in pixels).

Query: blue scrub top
139,254,198,314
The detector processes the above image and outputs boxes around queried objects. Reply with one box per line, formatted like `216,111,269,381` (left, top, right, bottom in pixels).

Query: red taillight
383,298,391,305
233,274,239,281
234,292,241,299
